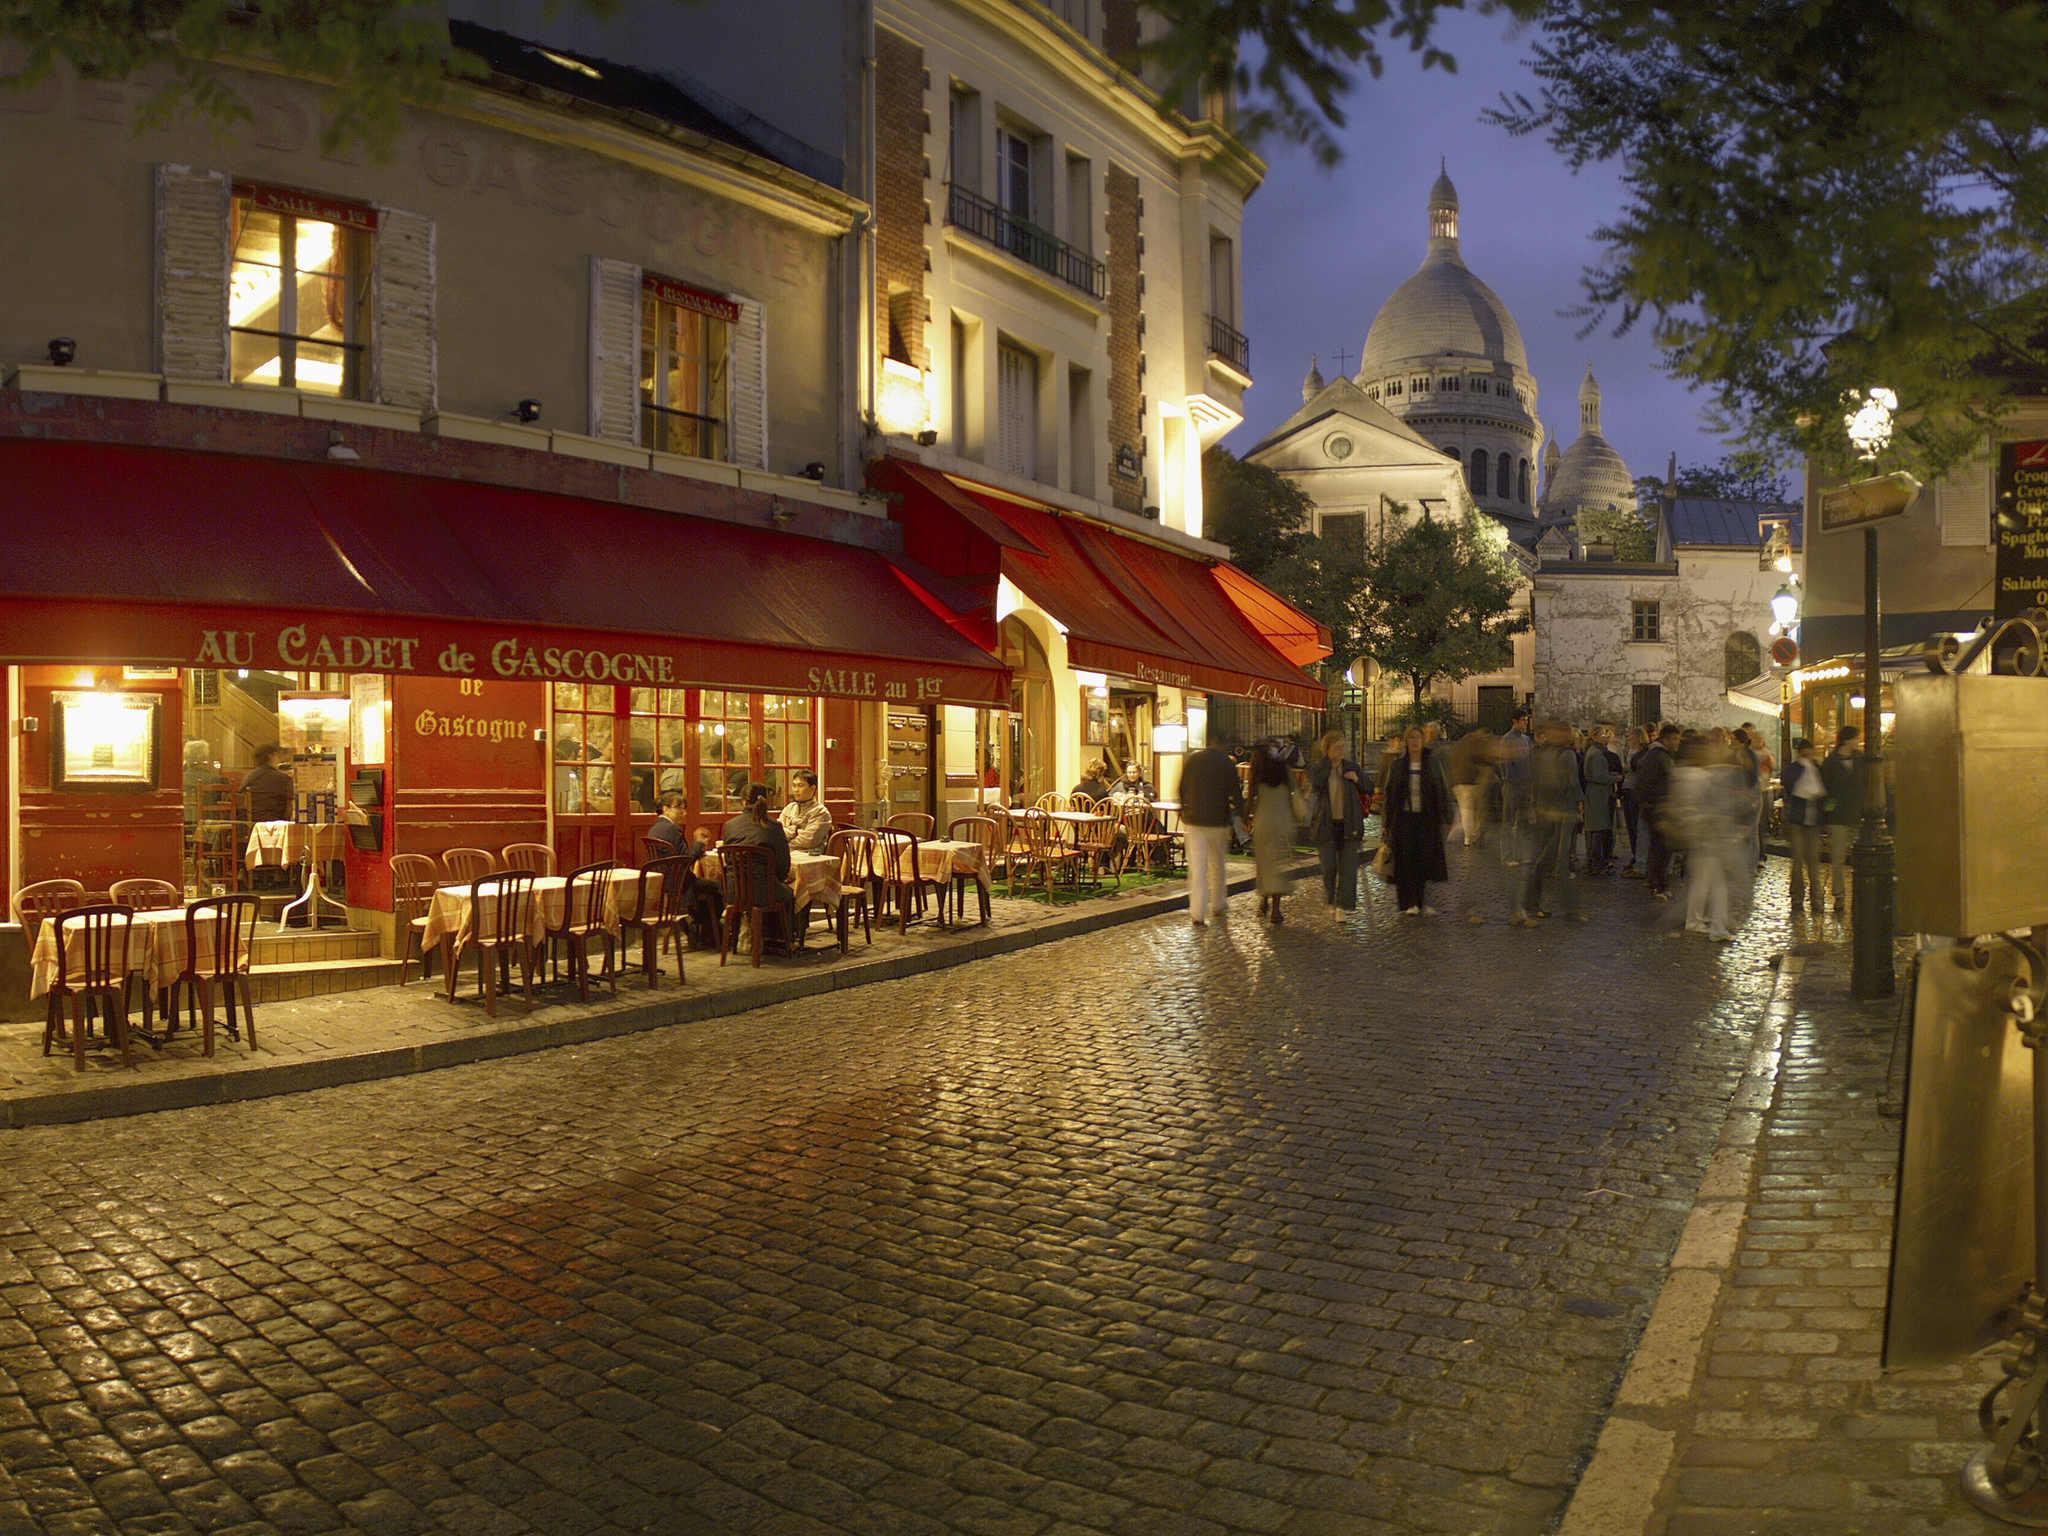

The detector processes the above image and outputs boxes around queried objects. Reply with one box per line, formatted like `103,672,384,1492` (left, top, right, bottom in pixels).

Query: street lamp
1844,386,1897,1000
1771,582,1801,630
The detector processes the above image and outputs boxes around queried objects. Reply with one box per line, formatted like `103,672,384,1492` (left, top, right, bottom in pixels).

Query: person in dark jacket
244,744,295,823
1307,730,1369,912
1070,759,1113,802
1179,743,1244,926
1516,723,1587,923
1632,724,1681,900
1820,725,1864,914
1380,726,1451,916
721,783,796,940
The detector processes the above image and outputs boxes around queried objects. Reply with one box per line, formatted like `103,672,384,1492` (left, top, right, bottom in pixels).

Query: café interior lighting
877,357,930,437
1151,722,1188,754
1073,671,1107,689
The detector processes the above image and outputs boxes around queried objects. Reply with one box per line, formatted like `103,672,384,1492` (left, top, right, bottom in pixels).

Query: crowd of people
1221,709,1871,940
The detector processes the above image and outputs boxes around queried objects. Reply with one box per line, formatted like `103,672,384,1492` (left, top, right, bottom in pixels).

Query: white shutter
588,257,642,442
727,294,768,469
1938,459,1991,547
371,206,435,414
154,164,229,381
997,343,1038,480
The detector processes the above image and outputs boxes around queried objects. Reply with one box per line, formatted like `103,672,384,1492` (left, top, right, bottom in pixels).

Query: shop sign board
1995,440,2048,619
1817,471,1921,534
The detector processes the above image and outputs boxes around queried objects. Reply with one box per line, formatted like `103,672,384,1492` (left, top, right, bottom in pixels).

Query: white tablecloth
421,868,654,958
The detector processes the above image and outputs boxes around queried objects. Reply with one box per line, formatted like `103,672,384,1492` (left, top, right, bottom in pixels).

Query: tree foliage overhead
1633,452,1792,507
1355,509,1526,705
0,0,620,151
1575,503,1658,561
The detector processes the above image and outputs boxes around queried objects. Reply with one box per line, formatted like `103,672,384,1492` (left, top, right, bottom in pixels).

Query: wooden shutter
372,206,435,414
154,164,229,381
997,343,1038,480
727,294,768,469
1937,460,1991,547
588,257,641,442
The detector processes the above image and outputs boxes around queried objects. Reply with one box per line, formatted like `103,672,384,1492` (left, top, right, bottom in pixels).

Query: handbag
1371,841,1394,880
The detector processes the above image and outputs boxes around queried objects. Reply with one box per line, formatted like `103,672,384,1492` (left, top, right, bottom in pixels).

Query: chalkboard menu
1996,440,2048,619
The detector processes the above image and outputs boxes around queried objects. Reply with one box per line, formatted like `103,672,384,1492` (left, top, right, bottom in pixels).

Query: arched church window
1494,451,1511,498
1468,448,1487,494
1496,380,1510,397
1724,631,1763,688
1387,379,1401,396
1517,459,1530,504
1412,377,1427,393
1442,377,1460,392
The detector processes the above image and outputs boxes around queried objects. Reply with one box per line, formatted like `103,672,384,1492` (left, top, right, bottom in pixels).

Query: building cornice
885,0,1266,197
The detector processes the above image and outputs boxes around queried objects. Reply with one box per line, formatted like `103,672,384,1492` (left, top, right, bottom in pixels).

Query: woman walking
1307,729,1368,912
1380,726,1450,916
1249,745,1297,924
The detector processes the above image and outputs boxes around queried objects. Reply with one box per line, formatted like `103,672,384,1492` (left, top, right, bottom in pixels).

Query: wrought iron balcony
945,182,1106,301
1207,314,1250,374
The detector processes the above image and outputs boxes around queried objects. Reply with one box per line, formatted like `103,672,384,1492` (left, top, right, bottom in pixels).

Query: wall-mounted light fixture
801,461,826,481
876,357,930,437
514,398,543,424
46,337,76,367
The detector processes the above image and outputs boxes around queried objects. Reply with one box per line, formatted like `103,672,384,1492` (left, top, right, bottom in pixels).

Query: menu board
1995,440,2048,619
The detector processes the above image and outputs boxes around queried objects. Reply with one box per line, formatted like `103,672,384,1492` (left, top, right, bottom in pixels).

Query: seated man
244,744,297,891
646,790,702,861
721,783,798,943
778,770,834,853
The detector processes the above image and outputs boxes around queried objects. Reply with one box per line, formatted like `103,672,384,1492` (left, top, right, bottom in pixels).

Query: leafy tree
1202,446,1315,578
0,0,627,152
1631,452,1792,509
1355,509,1526,707
1575,503,1658,561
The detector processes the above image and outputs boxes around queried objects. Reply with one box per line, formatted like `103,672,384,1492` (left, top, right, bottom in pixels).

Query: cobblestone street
0,853,1786,1536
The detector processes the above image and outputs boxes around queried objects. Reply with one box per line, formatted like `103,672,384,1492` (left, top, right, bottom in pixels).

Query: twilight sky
1229,10,1727,481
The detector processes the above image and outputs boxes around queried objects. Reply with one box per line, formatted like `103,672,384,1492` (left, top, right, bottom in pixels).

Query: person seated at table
1071,758,1114,802
778,770,834,853
245,744,295,823
1110,759,1155,801
646,790,703,861
722,783,798,943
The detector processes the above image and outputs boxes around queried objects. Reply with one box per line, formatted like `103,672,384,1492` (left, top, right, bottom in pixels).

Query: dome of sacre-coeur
1358,169,1529,378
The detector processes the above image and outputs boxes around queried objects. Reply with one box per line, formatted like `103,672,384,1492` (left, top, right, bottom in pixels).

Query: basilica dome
1541,366,1636,514
1359,171,1528,376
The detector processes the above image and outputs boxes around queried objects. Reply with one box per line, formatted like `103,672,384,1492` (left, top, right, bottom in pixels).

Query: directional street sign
1818,470,1923,535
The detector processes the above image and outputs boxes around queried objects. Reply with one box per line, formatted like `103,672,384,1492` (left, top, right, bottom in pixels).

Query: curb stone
1556,949,1804,1535
3,860,1309,1129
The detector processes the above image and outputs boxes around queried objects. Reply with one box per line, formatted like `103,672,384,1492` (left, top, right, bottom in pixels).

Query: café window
640,274,734,459
761,694,814,804
626,687,690,818
229,183,374,398
552,684,616,816
52,690,161,791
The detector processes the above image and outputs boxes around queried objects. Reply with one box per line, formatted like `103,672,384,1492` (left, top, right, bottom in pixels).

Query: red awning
0,440,1009,706
1214,563,1333,668
939,479,1327,709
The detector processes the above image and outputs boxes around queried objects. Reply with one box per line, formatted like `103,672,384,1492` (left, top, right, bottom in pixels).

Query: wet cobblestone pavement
0,850,1787,1536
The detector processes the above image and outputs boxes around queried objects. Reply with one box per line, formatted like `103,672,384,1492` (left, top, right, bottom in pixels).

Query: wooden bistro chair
44,904,137,1071
1026,810,1083,899
390,854,443,986
946,816,999,925
166,893,261,1057
870,826,925,932
718,843,786,969
824,828,878,954
16,878,85,965
1033,792,1065,813
1072,808,1119,890
884,811,935,839
547,861,617,1002
992,809,1033,896
441,847,497,887
1117,801,1162,882
501,842,557,877
446,870,540,1017
621,856,692,987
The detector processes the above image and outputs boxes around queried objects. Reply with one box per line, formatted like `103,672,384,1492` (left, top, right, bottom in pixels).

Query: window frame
1630,600,1663,643
229,181,375,399
639,272,737,461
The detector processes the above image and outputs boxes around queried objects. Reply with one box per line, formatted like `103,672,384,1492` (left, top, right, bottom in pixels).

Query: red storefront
0,440,1005,949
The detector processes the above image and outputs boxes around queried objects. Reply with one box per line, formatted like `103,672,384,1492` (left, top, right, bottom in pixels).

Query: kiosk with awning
0,440,1008,925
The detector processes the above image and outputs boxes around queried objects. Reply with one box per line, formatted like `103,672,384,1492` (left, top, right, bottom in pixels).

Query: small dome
1359,165,1528,377
1543,432,1636,516
1302,354,1325,404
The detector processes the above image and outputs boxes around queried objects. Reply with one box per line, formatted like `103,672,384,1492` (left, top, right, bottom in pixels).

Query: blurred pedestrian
1821,725,1862,916
1781,736,1827,914
1249,745,1298,925
1634,724,1680,901
1307,729,1368,912
1498,707,1533,865
1582,726,1617,874
1381,726,1451,916
1514,722,1585,925
1745,725,1777,870
1669,733,1748,941
1178,737,1243,928
1619,725,1649,877
1449,726,1493,848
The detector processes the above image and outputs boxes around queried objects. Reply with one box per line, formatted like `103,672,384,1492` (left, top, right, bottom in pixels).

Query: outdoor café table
696,849,841,913
419,867,649,964
882,838,988,925
29,906,220,1041
1010,807,1113,851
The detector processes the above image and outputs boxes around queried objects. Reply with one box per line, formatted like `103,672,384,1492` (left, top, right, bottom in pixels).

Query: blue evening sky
1230,9,1727,481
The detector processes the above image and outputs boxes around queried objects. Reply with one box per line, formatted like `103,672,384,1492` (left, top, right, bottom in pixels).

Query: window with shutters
997,341,1040,481
1631,600,1662,643
229,184,373,397
997,127,1035,224
1938,460,1991,547
639,274,734,460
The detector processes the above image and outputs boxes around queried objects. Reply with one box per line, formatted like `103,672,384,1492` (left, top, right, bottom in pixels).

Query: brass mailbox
1893,672,2048,936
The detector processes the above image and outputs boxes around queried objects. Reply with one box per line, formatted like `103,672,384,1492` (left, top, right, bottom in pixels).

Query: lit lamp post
1843,388,1899,999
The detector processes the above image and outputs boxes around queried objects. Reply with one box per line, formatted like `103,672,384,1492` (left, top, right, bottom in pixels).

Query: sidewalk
0,854,1304,1129
1566,927,2005,1535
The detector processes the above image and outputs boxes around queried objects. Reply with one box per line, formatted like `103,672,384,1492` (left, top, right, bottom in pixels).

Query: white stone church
1247,167,1789,734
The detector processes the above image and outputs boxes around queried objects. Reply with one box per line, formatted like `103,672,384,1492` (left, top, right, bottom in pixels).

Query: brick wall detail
874,30,929,369
1106,165,1143,514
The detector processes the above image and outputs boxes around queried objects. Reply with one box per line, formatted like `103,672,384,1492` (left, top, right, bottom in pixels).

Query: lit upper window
229,183,374,398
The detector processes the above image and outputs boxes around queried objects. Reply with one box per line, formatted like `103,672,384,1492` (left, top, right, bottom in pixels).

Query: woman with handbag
1249,745,1299,924
1380,725,1452,916
1307,730,1368,912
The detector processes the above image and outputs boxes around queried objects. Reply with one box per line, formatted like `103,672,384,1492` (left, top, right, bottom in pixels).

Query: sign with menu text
1995,440,2048,620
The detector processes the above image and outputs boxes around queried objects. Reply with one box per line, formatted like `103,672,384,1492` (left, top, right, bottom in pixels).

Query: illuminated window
626,687,690,818
640,275,733,459
229,184,373,397
551,683,615,816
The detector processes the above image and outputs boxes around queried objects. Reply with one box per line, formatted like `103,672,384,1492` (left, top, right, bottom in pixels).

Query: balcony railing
946,182,1106,301
1207,314,1250,374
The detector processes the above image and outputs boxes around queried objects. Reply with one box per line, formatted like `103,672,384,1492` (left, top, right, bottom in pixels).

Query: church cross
1332,347,1354,376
